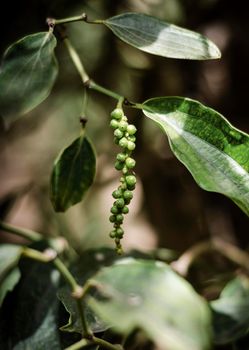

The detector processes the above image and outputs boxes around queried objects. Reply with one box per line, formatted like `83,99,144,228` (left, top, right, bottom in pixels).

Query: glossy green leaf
0,32,58,122
210,276,249,344
89,258,212,350
104,13,221,60
0,244,22,306
50,135,96,212
142,97,249,216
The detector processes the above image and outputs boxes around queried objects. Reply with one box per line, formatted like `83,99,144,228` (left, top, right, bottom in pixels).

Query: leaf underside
0,32,58,122
142,97,249,217
104,12,221,60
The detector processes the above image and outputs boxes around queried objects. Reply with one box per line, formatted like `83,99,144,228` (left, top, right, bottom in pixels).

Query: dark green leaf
89,258,212,350
0,260,61,349
104,13,220,60
57,288,107,334
0,268,20,307
50,135,96,212
142,97,249,216
211,276,249,344
0,32,58,122
0,244,22,306
57,248,118,334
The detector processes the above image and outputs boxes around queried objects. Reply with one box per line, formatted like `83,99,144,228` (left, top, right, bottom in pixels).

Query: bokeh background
0,0,248,259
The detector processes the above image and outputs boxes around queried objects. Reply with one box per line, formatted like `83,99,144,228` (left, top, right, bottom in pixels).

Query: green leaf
104,13,220,60
0,259,62,349
57,288,107,334
89,258,212,350
0,244,22,306
142,97,249,216
0,32,58,122
50,135,96,212
57,248,148,335
210,276,249,344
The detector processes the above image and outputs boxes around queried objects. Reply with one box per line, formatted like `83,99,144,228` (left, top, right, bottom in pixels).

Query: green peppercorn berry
116,214,124,223
111,108,123,120
127,124,137,135
125,157,136,169
109,215,116,223
109,230,116,238
112,189,122,199
115,161,124,171
110,119,119,129
120,182,127,190
122,166,128,175
115,238,121,245
125,175,136,187
116,153,127,162
119,137,128,149
114,129,124,139
128,135,136,142
119,120,128,132
116,227,124,238
116,198,125,208
116,247,123,255
111,205,119,214
127,141,136,151
122,206,129,214
127,183,136,190
123,190,133,201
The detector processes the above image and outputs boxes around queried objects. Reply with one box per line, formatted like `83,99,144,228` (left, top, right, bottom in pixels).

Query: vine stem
50,13,87,26
0,220,67,253
62,36,124,101
65,336,123,350
0,221,42,242
63,38,90,84
172,238,249,276
47,13,103,26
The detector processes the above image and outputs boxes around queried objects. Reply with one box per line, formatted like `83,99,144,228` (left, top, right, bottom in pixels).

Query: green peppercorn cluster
109,108,137,253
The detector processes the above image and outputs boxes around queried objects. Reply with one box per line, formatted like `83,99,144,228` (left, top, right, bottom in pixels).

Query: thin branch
22,247,56,262
171,241,212,276
212,237,249,272
61,36,125,102
64,338,89,350
63,38,90,84
53,257,79,292
92,336,123,350
47,12,104,27
65,336,123,350
172,238,249,277
88,80,123,101
0,220,42,242
47,13,87,26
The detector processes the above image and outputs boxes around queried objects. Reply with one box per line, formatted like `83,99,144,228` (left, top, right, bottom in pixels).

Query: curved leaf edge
0,31,59,119
104,12,221,60
50,134,97,213
141,96,249,216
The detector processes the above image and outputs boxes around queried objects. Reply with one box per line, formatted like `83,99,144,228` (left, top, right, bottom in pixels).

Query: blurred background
0,0,248,262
